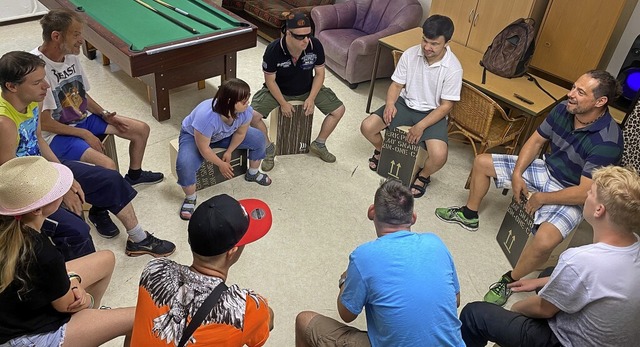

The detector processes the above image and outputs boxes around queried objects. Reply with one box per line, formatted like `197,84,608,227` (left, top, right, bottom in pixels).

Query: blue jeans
176,128,266,187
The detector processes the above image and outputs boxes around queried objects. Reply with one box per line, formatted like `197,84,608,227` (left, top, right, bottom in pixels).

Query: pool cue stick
132,0,200,34
152,0,220,30
185,0,245,27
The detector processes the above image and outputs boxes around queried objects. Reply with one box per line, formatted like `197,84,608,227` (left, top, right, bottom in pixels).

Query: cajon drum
268,100,313,156
169,138,248,191
377,126,428,186
497,195,576,270
99,134,119,172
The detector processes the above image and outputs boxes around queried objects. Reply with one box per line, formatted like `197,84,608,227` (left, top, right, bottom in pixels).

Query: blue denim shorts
1,323,66,347
48,114,109,161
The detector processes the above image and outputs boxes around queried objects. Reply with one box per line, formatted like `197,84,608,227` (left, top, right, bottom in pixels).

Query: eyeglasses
289,31,312,40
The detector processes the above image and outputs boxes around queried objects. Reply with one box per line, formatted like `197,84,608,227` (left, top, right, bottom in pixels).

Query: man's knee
330,105,345,119
530,223,564,255
82,150,117,170
360,115,383,136
426,141,448,167
296,310,318,331
473,153,496,176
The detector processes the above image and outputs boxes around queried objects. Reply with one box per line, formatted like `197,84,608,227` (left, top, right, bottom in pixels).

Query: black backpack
480,18,536,83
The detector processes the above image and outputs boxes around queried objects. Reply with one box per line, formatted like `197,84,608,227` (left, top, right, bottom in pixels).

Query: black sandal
368,149,381,171
410,175,431,198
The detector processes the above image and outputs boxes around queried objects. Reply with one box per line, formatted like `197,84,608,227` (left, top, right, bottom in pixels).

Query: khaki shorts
305,314,371,347
251,86,343,118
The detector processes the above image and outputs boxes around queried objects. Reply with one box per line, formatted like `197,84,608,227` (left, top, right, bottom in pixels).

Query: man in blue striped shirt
435,70,623,306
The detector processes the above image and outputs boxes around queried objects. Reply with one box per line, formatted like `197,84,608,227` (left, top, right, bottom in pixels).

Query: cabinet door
429,0,478,47
530,0,625,82
466,0,537,52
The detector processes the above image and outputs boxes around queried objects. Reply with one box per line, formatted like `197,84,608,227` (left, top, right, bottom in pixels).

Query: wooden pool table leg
82,41,97,60
197,81,205,90
141,74,171,122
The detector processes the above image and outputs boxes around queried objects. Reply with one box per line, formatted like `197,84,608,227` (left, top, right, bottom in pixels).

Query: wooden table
365,27,570,148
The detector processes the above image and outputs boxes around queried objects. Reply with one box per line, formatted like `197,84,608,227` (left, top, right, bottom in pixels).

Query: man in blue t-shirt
296,180,464,347
435,70,624,307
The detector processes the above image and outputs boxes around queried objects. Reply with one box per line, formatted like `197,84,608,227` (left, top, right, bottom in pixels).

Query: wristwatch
101,109,111,117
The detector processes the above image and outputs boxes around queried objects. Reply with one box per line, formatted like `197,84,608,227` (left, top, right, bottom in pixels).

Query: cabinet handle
473,13,479,26
468,9,475,23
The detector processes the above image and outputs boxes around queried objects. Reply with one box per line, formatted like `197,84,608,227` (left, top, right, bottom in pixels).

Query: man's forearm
385,83,403,106
534,185,589,206
308,68,324,100
513,137,545,177
265,79,289,107
511,296,558,319
416,103,452,129
40,110,87,138
86,94,106,115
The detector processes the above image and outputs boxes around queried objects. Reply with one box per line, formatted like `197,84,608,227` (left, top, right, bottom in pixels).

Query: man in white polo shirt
361,15,462,198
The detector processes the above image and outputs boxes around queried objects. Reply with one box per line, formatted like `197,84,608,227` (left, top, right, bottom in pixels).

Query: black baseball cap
285,12,311,29
188,194,272,256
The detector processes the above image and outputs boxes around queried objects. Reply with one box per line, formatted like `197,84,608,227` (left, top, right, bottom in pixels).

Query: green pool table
39,0,257,121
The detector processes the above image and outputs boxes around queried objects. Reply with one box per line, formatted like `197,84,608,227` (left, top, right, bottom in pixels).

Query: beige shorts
305,314,371,347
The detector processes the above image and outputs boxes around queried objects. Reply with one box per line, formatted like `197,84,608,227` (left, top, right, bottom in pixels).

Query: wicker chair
448,82,528,187
392,50,403,67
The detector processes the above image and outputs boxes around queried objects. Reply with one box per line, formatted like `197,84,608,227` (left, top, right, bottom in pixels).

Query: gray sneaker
261,142,275,171
434,206,479,231
309,142,336,163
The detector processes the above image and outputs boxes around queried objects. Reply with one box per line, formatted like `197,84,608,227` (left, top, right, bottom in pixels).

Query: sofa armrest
350,25,408,56
311,2,356,33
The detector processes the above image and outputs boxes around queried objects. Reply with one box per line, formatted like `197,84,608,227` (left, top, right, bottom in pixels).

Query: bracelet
101,109,111,116
338,276,346,289
87,293,95,309
68,272,82,283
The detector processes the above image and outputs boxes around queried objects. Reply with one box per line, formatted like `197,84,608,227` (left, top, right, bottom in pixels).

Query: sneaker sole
95,229,120,239
434,211,479,231
125,248,175,258
88,220,121,239
309,149,336,163
126,177,164,188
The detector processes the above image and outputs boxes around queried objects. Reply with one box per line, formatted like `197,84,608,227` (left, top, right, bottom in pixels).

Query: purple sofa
311,0,423,88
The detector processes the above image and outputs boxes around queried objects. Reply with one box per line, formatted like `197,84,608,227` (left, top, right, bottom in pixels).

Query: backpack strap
525,73,557,101
177,282,229,347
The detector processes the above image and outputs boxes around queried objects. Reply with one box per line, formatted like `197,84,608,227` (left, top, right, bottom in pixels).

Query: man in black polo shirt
250,13,345,171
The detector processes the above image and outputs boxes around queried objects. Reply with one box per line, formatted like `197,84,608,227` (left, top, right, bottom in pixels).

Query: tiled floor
1,17,590,347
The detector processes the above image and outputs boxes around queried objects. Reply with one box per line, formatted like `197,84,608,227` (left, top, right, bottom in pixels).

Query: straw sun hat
0,156,73,216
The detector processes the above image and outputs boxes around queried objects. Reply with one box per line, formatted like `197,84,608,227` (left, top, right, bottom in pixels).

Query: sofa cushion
244,0,293,28
316,28,366,67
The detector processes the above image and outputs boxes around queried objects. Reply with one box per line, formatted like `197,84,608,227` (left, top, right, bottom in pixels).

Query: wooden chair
620,93,640,172
448,82,528,188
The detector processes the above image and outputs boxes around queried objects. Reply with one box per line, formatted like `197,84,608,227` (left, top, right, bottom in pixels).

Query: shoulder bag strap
177,282,229,347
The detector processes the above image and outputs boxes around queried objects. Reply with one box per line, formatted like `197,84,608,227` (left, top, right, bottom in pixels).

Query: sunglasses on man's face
289,31,312,40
